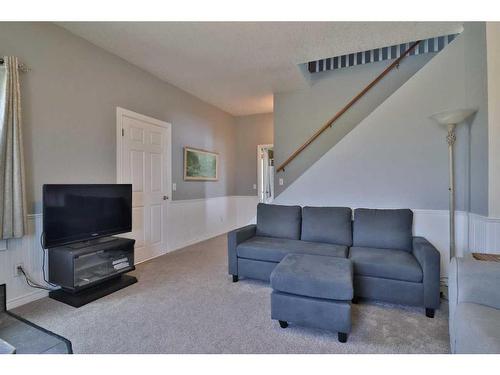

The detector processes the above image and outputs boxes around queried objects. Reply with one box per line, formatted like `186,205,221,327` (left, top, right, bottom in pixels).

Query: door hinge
122,128,124,136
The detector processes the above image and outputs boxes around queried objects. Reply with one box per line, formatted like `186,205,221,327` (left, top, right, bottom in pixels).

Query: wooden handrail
276,40,422,173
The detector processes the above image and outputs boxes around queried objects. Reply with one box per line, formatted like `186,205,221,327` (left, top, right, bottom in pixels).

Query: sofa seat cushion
237,236,348,263
349,246,423,283
270,254,353,301
454,302,500,354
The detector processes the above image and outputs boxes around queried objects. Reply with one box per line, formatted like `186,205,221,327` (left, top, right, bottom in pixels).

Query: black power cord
15,233,59,291
40,232,58,288
17,265,54,291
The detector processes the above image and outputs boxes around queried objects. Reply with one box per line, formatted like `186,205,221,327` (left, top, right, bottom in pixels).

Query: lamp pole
430,108,476,262
446,123,457,259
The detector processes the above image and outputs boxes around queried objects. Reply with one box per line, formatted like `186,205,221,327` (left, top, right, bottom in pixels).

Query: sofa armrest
449,257,500,310
412,237,440,309
227,224,256,276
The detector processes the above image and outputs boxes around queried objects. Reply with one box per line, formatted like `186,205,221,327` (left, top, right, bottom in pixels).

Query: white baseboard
7,289,48,310
167,227,235,254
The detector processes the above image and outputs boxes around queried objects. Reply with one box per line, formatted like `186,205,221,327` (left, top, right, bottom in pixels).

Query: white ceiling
57,22,463,116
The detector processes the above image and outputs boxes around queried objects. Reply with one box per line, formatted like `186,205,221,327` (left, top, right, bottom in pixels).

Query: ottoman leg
425,308,435,318
338,332,348,343
232,275,239,283
278,320,288,329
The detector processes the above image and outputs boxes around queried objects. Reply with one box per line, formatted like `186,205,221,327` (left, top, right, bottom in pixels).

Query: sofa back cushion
256,203,302,240
301,206,352,246
353,208,413,251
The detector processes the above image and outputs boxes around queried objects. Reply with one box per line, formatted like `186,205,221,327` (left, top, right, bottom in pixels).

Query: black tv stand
48,237,136,307
49,274,137,308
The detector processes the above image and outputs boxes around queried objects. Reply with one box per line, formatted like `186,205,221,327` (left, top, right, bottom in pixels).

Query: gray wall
274,52,435,196
234,113,274,196
274,23,489,215
486,22,500,217
0,22,237,212
464,23,489,215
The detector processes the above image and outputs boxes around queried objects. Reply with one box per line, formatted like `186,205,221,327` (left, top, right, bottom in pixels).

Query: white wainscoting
0,214,47,309
166,195,258,252
0,195,259,309
2,200,498,309
469,213,500,254
412,209,469,279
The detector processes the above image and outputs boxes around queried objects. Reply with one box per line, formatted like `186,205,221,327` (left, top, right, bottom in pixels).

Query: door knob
163,195,168,200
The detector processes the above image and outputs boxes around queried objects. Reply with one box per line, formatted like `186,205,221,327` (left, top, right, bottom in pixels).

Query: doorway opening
257,144,274,203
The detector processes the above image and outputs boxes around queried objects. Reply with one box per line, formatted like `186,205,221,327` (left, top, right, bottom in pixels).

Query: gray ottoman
270,253,353,342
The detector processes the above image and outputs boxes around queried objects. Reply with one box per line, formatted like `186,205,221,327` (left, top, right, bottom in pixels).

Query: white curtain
0,56,27,239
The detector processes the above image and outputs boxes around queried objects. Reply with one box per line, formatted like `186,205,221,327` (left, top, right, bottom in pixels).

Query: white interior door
117,108,171,264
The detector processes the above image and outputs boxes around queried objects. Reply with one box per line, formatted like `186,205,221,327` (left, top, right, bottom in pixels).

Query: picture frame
183,147,219,181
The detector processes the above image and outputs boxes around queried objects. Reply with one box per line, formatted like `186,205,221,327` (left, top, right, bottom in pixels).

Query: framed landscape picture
184,147,219,181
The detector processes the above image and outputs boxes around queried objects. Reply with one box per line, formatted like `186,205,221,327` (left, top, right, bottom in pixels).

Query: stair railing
276,40,422,173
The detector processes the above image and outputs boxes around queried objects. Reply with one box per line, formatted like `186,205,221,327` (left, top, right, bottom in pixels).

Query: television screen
43,184,132,248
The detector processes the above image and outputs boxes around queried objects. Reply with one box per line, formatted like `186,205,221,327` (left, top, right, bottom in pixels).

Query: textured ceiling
57,22,463,115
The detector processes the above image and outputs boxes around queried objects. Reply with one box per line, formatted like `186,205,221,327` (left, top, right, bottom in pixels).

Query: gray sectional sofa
449,257,500,353
228,203,441,317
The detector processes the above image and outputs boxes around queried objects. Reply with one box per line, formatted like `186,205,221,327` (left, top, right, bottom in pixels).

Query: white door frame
116,107,172,259
257,144,274,203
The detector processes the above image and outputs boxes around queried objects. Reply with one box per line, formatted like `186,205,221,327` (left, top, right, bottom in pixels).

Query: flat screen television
43,184,132,248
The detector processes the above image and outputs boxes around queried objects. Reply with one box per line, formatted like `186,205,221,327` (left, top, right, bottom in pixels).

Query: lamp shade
430,108,477,125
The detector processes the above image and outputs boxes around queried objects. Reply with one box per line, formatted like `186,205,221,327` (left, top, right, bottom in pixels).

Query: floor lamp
430,108,477,261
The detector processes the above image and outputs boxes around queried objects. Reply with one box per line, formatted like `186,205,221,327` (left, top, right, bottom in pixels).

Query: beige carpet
13,235,450,353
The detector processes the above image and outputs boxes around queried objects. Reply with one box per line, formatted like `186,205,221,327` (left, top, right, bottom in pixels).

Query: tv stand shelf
48,237,136,307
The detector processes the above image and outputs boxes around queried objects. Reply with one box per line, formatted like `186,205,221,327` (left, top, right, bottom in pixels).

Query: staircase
274,33,459,195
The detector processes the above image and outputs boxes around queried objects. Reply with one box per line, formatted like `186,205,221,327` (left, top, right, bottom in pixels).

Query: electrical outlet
252,184,257,190
279,178,284,186
172,183,177,191
14,263,24,277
